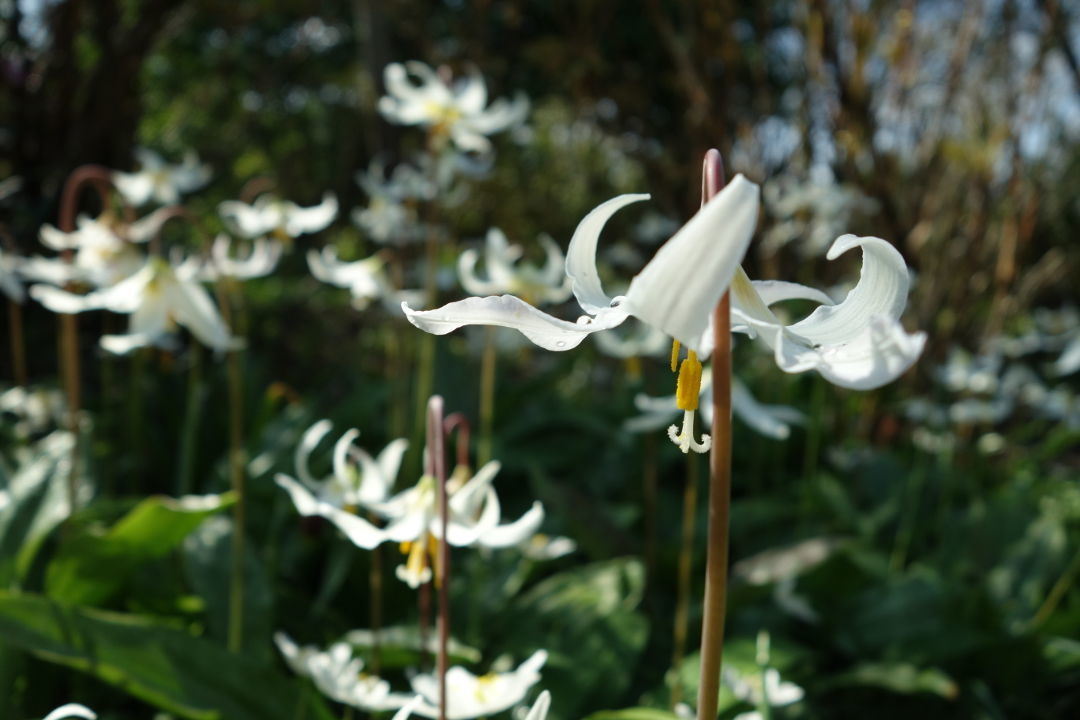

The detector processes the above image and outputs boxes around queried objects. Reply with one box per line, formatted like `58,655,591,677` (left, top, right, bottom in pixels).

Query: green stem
671,452,699,709
7,300,27,386
177,344,204,495
1030,541,1080,629
478,327,497,466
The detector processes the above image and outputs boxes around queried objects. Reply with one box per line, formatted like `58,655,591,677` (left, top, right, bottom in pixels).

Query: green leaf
502,558,648,720
583,708,681,720
830,661,959,699
341,625,481,669
46,493,235,606
0,590,330,720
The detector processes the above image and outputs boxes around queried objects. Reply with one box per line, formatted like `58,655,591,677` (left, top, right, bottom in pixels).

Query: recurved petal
476,500,545,548
296,419,333,488
565,194,650,315
275,473,387,549
285,193,338,235
623,174,759,355
402,295,629,351
166,277,234,352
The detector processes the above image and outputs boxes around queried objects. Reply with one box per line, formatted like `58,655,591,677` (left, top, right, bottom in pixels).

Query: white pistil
668,409,711,454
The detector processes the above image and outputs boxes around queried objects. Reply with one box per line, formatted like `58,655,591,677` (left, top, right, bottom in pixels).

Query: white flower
29,257,237,355
458,229,571,306
378,61,529,153
404,175,760,355
219,192,337,239
729,234,926,390
593,323,669,360
112,148,211,207
275,632,412,712
519,533,577,561
724,666,804,708
353,160,434,245
187,234,283,281
307,246,404,310
31,216,151,289
0,248,24,302
371,462,545,588
625,368,805,441
275,420,407,550
408,651,547,720
42,705,96,720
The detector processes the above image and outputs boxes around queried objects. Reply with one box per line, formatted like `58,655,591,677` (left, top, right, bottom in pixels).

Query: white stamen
667,409,711,454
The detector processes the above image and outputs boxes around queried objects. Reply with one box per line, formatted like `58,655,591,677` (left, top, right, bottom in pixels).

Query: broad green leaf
0,591,330,720
46,493,234,606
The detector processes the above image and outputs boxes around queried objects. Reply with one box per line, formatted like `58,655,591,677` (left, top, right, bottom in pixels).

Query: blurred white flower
519,533,576,561
378,61,529,153
408,651,547,720
275,420,407,550
762,172,878,257
29,257,237,355
625,368,805,441
353,160,434,245
0,248,24,302
190,234,283,281
458,229,571,305
112,148,211,207
307,246,400,310
730,234,926,390
219,192,337,239
724,666,804,709
0,385,66,438
29,216,154,289
593,322,668,360
371,462,545,588
275,633,412,712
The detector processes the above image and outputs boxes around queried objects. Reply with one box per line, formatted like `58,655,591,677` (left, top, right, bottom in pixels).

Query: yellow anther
675,350,703,411
670,339,681,372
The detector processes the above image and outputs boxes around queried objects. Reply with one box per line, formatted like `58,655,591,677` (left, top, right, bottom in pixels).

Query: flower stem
478,327,497,466
427,395,450,720
7,300,27,386
697,149,732,720
671,450,699,709
368,515,384,676
177,344,204,496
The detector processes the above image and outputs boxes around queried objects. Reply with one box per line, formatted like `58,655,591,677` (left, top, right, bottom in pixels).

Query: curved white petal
476,501,545,548
165,277,234,352
39,224,80,251
565,193,650,314
751,280,834,307
332,428,361,487
285,193,338,235
275,473,386,549
623,174,759,355
112,172,155,207
457,248,500,296
524,691,551,720
730,378,804,440
43,704,97,720
402,295,629,351
296,419,333,488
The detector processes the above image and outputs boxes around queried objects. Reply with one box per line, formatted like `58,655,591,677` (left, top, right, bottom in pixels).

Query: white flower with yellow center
275,420,407,550
378,61,529,153
29,256,237,355
275,632,413,712
112,148,211,207
219,192,338,240
408,651,547,720
404,176,761,455
371,462,544,588
458,229,571,306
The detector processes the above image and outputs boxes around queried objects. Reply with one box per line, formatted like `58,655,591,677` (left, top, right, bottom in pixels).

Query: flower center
667,340,711,454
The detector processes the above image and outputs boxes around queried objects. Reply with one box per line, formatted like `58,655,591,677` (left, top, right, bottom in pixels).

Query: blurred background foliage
1,1,1079,719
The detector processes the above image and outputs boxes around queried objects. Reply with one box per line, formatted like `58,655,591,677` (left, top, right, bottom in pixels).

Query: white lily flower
42,704,96,720
307,246,400,310
275,420,407,550
408,650,547,720
189,234,283,281
219,192,338,239
378,61,529,153
371,462,545,588
520,533,577,561
404,174,759,355
353,160,433,245
724,666,804,709
112,148,211,207
625,368,805,441
593,322,669,360
29,257,237,355
275,632,413,712
458,229,572,306
405,176,759,455
33,216,150,289
0,248,24,302
729,234,926,390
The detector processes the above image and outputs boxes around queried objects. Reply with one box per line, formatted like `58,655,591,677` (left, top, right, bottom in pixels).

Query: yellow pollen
670,339,681,372
675,350,703,411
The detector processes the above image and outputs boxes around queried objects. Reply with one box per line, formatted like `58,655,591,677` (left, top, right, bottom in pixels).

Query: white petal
565,194,650,314
477,501,545,548
730,378,804,440
751,280,834,307
275,474,386,549
524,691,551,720
623,174,759,355
43,704,97,720
100,332,158,355
296,419,333,488
402,295,629,351
112,171,155,206
220,200,273,238
165,277,234,352
457,248,500,295
332,428,361,486
284,193,338,235
39,224,80,251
